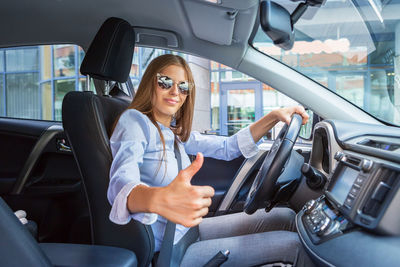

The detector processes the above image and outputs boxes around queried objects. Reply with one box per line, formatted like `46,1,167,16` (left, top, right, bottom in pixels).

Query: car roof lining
0,0,258,69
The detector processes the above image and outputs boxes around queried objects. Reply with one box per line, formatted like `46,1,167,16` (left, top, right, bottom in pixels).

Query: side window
129,47,301,140
0,45,94,121
210,63,298,139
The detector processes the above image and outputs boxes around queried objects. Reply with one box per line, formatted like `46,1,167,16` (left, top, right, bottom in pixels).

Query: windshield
252,0,400,126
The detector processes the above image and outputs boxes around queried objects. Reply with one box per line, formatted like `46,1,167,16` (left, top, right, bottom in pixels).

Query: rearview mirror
260,0,294,50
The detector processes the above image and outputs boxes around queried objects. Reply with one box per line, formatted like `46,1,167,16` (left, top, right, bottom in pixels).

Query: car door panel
0,118,90,244
192,156,245,213
0,118,52,193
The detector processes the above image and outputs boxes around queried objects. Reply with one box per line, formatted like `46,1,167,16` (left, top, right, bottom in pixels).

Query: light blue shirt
108,109,259,251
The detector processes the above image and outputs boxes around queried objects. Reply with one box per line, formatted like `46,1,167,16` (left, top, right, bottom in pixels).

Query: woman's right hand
153,152,215,227
126,152,214,227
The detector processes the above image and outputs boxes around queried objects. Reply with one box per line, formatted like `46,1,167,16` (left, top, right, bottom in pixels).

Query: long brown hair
128,54,195,142
112,54,196,174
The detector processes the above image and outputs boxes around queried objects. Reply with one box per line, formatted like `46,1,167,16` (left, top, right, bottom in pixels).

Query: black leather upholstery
80,17,135,83
0,197,52,267
62,91,155,267
0,197,137,267
40,243,137,267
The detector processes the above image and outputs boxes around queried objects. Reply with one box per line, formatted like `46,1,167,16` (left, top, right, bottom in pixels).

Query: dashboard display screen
329,167,359,205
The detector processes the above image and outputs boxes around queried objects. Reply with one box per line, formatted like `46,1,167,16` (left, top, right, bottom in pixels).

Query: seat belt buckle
203,250,229,267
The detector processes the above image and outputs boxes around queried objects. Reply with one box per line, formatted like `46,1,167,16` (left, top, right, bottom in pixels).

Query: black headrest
80,17,135,83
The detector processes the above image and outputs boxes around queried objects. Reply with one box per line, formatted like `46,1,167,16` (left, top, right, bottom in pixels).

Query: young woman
108,54,313,266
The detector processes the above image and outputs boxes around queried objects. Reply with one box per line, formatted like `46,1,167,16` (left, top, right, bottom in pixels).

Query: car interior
1,0,400,266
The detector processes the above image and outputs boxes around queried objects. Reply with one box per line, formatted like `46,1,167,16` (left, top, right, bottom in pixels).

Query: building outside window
3,42,391,139
0,45,316,140
0,45,92,121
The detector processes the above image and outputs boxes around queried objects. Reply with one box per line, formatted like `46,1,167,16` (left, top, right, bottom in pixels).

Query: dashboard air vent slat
346,156,361,167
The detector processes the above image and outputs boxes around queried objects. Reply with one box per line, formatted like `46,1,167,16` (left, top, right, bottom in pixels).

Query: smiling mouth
165,99,178,105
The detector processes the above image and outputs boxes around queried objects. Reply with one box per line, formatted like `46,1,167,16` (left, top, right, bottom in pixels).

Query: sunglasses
156,73,192,95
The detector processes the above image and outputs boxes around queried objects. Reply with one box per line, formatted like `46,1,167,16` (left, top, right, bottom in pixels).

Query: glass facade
0,45,187,121
210,62,299,137
0,45,299,140
6,73,40,119
6,48,38,72
0,45,91,121
227,89,255,136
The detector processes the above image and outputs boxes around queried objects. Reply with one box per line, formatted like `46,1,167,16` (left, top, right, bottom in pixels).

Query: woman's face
152,65,189,125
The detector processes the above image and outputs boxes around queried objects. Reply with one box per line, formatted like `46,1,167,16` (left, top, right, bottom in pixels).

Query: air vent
362,167,398,217
346,156,361,167
357,138,400,152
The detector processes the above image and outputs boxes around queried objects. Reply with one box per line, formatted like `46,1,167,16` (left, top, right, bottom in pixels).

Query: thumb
182,152,204,181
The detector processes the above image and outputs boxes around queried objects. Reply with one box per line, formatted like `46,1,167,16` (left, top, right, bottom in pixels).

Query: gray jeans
180,208,313,267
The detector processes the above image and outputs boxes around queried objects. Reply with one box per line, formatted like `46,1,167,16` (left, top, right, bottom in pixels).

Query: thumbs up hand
154,152,215,227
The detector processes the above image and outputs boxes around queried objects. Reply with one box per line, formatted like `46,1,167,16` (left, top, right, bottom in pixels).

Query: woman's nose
169,83,179,95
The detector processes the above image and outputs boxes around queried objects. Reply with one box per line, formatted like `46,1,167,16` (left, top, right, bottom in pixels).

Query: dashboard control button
345,196,354,206
361,159,373,172
354,176,365,186
311,210,318,215
350,186,360,196
371,182,390,203
304,199,317,214
334,151,344,161
316,217,331,236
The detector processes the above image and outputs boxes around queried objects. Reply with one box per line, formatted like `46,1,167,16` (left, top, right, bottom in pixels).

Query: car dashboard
298,120,400,266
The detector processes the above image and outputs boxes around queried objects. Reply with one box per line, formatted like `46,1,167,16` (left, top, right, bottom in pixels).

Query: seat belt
157,220,176,267
156,141,199,267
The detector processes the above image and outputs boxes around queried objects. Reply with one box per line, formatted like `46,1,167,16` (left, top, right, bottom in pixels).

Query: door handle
56,138,72,152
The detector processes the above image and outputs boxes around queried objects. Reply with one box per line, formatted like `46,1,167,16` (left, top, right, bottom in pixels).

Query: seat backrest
0,197,52,267
62,17,154,267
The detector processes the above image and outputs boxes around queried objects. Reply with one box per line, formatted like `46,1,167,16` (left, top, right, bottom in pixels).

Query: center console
301,151,400,245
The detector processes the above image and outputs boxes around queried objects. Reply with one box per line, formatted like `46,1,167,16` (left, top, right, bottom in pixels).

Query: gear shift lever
301,163,327,190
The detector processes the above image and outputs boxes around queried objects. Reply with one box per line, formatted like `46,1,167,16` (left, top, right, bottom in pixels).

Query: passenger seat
0,197,137,267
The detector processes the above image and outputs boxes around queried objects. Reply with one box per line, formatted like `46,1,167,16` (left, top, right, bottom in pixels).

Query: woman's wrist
268,110,280,124
249,111,279,142
127,185,164,214
147,186,165,214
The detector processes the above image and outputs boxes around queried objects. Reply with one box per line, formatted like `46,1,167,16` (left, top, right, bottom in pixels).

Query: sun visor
183,1,238,45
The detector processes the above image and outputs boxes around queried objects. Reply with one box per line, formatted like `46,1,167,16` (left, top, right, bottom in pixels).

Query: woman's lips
165,99,178,105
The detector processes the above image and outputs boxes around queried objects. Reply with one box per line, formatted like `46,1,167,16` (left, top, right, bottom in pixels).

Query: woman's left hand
249,106,310,143
272,106,309,125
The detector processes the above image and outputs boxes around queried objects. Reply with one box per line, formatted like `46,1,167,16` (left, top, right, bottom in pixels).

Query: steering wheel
244,114,303,214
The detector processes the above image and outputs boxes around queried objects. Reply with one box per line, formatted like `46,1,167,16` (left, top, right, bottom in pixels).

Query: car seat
62,17,154,267
0,196,137,266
